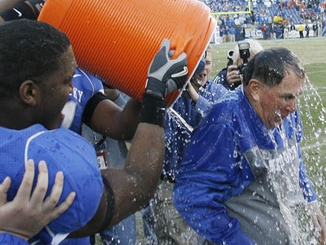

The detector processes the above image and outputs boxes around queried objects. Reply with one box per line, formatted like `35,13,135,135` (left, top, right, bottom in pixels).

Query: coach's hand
146,38,188,97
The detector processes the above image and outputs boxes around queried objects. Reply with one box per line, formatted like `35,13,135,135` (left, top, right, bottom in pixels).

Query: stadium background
200,0,326,41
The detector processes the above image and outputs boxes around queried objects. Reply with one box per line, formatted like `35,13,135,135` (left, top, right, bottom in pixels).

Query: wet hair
242,47,305,87
0,19,71,98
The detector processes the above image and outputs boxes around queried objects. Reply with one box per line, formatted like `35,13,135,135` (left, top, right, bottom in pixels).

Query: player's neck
0,107,33,130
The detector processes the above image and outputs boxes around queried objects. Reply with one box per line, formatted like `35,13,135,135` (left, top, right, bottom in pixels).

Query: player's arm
0,159,75,241
90,83,141,140
69,38,188,237
81,89,141,141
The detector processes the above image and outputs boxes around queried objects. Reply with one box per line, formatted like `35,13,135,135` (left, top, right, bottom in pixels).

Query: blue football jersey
61,68,104,134
0,234,29,245
0,124,103,244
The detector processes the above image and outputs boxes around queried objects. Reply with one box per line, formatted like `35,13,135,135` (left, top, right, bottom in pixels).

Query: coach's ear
19,80,39,106
246,79,261,102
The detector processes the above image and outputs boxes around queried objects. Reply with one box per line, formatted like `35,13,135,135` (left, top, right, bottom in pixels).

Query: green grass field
211,37,326,212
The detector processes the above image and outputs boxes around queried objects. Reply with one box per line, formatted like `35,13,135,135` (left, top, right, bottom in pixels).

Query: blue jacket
174,87,316,245
163,80,227,179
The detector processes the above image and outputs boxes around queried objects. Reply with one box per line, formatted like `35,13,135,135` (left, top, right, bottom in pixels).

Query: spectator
293,0,298,10
251,10,256,24
290,22,296,38
313,22,318,36
228,25,236,42
283,23,289,38
318,21,323,37
272,22,277,39
174,47,326,245
298,23,304,37
225,26,230,42
305,23,310,37
262,23,268,39
241,24,246,39
220,26,227,43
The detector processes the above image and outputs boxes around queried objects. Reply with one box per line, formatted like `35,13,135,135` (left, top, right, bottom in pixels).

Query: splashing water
164,76,326,244
295,77,326,244
166,108,194,133
258,76,326,244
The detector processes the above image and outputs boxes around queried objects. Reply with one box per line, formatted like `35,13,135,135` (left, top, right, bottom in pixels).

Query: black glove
0,0,45,21
146,39,188,97
27,0,46,16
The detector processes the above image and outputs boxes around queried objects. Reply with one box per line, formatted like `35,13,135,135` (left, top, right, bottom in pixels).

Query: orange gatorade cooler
38,0,216,106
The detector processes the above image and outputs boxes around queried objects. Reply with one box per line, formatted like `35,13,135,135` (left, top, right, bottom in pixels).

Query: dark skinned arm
69,38,188,237
68,121,164,237
88,97,141,141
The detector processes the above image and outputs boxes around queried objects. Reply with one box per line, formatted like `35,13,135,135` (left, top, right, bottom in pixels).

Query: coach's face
251,71,305,128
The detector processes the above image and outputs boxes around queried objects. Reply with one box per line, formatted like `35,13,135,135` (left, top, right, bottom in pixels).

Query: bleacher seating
201,0,325,25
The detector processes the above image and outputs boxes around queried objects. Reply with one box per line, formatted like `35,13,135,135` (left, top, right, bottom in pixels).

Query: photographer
213,39,263,90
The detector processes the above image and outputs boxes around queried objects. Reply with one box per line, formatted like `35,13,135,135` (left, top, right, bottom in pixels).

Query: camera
238,40,250,73
227,50,234,66
232,40,250,88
